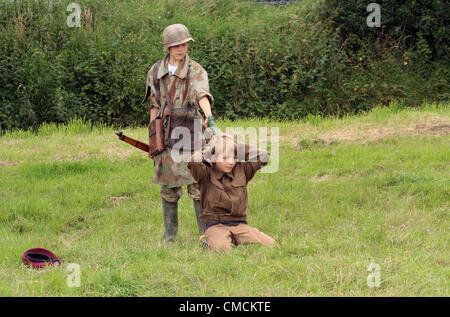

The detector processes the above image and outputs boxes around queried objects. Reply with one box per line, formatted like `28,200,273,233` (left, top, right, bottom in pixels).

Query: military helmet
162,24,194,51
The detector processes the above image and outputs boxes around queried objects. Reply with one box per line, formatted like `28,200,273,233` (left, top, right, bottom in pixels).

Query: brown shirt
187,146,270,222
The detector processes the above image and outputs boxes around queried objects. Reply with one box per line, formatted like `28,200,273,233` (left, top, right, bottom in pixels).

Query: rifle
115,123,215,155
115,131,149,153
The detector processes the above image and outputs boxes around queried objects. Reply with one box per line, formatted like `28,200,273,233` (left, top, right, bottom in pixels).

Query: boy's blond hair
210,133,237,161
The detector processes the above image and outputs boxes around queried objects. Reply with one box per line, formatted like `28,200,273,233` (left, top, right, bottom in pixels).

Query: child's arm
236,143,270,182
187,150,210,184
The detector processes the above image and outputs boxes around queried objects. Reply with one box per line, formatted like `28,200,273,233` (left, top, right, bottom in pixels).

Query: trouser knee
205,225,233,252
187,183,201,201
160,185,183,203
207,238,232,252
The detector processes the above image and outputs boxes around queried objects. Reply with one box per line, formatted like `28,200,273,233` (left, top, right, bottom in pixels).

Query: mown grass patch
0,102,448,296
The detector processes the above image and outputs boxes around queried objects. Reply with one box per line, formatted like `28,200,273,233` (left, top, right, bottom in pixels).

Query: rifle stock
115,131,149,153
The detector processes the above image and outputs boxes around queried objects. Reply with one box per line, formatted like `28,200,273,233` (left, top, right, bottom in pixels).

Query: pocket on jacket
229,176,247,215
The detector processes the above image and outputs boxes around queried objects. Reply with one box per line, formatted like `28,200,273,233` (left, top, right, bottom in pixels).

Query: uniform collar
211,165,234,180
157,54,191,79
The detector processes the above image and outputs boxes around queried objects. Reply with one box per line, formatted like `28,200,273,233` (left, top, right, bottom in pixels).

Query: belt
171,106,196,112
201,214,247,222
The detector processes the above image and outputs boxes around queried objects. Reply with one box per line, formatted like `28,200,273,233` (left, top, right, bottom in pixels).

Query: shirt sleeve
187,150,209,184
238,143,270,182
191,65,214,107
141,64,160,110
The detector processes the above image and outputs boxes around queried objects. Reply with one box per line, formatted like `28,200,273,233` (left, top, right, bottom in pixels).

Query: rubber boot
193,199,205,235
162,198,178,242
193,199,208,248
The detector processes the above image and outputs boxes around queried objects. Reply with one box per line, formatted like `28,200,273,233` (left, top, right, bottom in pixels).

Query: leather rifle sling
148,60,164,156
162,75,178,144
153,60,162,108
149,60,162,123
181,65,191,107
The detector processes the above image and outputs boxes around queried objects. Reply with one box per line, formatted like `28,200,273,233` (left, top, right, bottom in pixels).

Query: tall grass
1,117,111,138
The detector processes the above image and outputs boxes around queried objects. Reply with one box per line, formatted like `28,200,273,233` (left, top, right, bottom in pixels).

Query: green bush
0,0,448,131
319,0,449,61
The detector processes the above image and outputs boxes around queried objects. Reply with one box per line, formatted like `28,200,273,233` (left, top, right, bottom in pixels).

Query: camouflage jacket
142,54,214,188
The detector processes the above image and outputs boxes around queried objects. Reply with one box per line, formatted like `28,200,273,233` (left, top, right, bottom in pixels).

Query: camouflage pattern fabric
143,53,214,188
160,183,201,203
162,24,194,51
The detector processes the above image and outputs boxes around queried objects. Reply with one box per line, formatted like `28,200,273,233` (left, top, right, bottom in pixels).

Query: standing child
141,24,216,242
187,134,276,251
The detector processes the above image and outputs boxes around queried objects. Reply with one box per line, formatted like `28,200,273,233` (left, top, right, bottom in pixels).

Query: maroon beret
22,248,61,269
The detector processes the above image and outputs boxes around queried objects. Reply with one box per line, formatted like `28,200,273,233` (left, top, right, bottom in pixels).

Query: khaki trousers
205,223,275,252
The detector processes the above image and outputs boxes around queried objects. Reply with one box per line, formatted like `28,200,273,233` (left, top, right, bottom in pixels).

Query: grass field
0,101,449,296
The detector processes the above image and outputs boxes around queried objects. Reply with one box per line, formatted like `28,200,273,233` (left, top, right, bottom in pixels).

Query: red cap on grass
22,248,61,269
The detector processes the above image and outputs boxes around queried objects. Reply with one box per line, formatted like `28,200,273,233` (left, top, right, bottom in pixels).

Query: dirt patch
414,122,450,135
316,116,450,145
310,174,332,182
104,147,135,160
285,115,450,151
1,139,26,146
0,160,22,167
50,144,136,163
108,196,129,204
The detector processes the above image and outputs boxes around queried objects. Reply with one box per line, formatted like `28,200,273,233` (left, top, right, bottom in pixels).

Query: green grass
0,101,449,296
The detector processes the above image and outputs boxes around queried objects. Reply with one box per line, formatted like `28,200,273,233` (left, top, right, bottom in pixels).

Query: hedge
0,0,448,131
